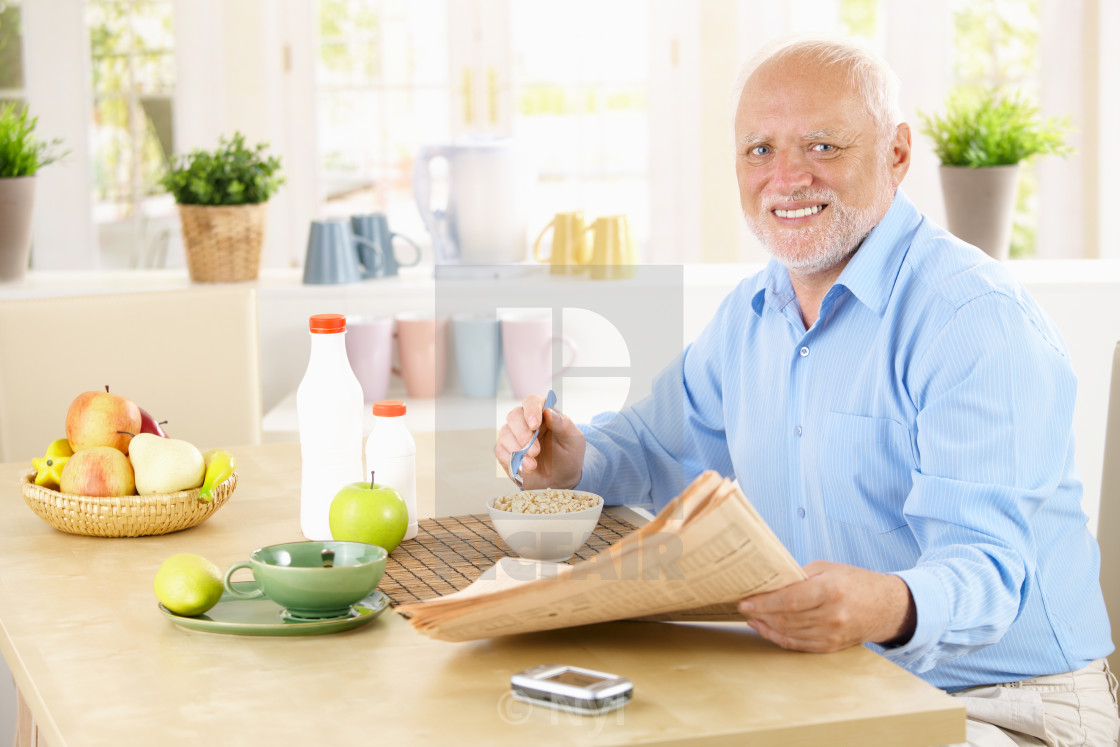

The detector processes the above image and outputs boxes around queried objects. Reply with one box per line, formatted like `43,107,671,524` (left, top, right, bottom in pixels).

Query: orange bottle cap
373,400,406,417
309,314,346,333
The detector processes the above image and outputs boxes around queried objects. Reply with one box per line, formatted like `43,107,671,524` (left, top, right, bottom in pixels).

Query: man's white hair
731,35,904,139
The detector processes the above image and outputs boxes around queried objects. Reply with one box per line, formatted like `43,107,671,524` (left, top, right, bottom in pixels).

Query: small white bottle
365,400,417,540
297,313,364,540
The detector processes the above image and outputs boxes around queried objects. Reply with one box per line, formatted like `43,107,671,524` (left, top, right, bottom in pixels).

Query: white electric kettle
413,137,533,268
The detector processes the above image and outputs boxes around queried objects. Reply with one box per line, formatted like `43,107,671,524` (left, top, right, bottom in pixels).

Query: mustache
760,188,837,212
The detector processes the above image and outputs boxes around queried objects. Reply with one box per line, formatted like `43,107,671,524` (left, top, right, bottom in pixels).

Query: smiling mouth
773,204,827,219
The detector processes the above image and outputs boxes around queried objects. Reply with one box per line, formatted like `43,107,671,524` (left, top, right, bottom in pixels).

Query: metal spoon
508,389,557,488
321,548,335,568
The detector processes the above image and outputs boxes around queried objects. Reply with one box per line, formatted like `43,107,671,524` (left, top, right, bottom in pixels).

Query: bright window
87,0,176,268
316,0,449,240
11,1,1117,270
510,0,651,251
314,0,655,257
950,0,1043,258
0,0,24,110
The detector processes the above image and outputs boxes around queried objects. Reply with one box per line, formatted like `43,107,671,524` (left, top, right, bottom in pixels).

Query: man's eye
811,143,836,153
749,145,771,157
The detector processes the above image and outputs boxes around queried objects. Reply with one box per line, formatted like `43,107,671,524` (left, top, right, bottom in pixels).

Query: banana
198,449,236,503
46,438,75,459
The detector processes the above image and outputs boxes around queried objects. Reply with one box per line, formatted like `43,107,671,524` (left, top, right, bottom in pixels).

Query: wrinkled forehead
737,53,871,133
746,49,860,102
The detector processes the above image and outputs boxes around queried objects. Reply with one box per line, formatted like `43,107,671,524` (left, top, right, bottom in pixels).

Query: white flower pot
939,164,1020,261
0,176,36,282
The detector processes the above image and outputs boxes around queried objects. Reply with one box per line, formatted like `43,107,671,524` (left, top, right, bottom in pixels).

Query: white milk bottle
297,313,364,540
365,400,417,540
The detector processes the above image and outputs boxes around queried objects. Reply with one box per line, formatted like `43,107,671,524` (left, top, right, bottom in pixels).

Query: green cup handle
224,561,264,599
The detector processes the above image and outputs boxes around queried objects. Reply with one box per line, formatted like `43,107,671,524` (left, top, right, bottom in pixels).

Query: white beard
745,170,895,276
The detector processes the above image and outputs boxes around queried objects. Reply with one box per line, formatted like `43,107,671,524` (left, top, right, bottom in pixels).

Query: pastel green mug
224,540,387,620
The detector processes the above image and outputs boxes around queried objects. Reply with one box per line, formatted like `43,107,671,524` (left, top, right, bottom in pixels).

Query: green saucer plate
159,581,390,637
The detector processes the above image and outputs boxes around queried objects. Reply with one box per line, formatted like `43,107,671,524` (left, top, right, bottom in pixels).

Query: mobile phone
510,664,633,715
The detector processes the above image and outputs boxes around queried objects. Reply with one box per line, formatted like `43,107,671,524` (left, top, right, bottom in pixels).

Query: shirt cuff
574,438,606,496
882,566,950,672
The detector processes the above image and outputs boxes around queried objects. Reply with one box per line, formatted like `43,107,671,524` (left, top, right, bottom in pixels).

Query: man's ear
890,122,912,185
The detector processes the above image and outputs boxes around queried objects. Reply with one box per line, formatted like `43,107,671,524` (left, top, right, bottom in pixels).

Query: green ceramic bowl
224,540,387,619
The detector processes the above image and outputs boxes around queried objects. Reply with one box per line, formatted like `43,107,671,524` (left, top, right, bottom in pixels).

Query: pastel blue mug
302,219,383,284
351,213,422,277
452,313,502,398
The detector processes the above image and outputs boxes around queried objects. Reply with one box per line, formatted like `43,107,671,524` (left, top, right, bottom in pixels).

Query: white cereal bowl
487,490,604,562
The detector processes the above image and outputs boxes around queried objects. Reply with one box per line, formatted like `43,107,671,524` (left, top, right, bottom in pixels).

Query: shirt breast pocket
819,412,914,534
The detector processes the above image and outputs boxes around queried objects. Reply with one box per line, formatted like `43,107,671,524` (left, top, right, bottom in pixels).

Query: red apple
59,446,136,497
138,406,169,438
65,386,142,454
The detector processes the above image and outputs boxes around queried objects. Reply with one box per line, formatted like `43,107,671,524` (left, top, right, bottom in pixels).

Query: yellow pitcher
533,211,592,274
587,215,637,280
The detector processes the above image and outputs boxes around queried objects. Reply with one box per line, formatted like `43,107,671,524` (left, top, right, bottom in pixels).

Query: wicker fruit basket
179,202,266,283
20,471,237,538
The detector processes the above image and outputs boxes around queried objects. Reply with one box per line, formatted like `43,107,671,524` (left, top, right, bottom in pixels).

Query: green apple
328,472,408,553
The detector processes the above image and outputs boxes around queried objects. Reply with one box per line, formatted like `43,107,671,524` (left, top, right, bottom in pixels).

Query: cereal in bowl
493,489,598,514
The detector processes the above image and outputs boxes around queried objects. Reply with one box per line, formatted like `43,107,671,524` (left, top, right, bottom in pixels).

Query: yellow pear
129,433,206,494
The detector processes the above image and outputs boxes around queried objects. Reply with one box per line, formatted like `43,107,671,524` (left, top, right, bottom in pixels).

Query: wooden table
0,433,964,746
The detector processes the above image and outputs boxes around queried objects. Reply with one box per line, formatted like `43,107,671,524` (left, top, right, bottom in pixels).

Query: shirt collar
833,188,921,316
750,188,921,318
751,259,798,317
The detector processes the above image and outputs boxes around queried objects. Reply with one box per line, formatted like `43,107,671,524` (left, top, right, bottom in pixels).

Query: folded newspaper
396,471,807,641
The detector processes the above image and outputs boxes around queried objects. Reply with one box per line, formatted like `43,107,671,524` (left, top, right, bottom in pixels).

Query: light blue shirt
575,189,1112,691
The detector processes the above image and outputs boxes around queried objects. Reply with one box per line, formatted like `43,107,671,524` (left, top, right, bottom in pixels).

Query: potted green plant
0,104,64,282
919,87,1072,261
160,132,284,282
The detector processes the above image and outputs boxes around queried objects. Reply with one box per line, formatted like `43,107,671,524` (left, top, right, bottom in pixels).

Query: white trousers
947,659,1120,746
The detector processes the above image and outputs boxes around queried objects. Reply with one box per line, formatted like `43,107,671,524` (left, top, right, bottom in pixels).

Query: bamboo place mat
380,512,639,606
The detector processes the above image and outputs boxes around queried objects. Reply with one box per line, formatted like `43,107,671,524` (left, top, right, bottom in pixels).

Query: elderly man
495,36,1118,745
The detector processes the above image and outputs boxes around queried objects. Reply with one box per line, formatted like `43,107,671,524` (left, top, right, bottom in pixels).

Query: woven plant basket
179,202,267,282
20,471,237,537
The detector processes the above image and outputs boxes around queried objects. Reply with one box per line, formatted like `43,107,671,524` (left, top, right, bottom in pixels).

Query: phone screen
546,669,604,688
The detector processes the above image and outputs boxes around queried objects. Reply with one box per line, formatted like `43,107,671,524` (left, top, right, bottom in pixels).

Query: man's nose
771,150,813,192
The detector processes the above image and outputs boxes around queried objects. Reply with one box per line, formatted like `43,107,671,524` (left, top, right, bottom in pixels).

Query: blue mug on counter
302,219,383,284
351,213,422,278
452,313,502,398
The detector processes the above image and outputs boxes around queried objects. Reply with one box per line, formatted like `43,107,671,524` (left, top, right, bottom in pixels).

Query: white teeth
774,205,824,218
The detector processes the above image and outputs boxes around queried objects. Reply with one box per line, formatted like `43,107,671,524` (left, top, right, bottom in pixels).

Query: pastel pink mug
344,316,394,403
500,312,578,400
393,313,449,398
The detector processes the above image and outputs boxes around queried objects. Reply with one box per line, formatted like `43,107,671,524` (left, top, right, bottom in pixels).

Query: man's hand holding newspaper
396,471,807,642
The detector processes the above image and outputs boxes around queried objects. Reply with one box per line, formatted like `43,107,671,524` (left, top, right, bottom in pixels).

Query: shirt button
797,507,806,518
795,425,803,437
799,346,809,357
